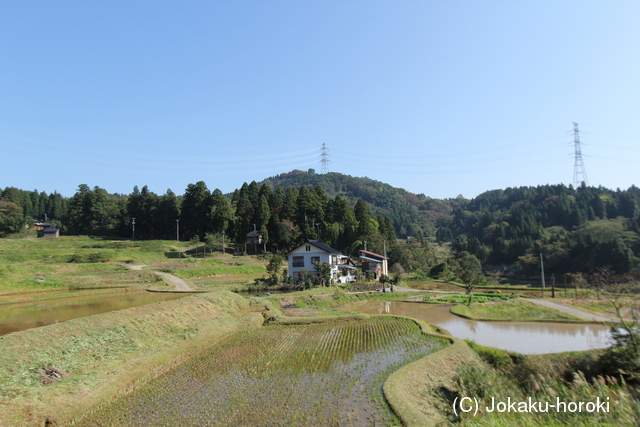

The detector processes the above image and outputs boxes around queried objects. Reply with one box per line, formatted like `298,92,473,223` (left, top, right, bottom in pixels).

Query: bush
437,293,515,304
69,252,111,263
465,340,512,369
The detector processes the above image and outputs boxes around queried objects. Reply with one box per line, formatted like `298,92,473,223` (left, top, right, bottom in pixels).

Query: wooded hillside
3,170,639,282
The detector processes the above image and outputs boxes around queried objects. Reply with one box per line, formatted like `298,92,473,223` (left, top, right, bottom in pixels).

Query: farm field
81,317,448,426
0,236,267,294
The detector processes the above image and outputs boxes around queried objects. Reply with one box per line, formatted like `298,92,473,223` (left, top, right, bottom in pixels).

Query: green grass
0,236,268,293
167,266,265,278
81,317,448,426
437,292,516,304
450,298,590,322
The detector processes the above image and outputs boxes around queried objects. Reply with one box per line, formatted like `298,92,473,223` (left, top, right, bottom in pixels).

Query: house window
293,256,304,267
306,245,311,251
311,256,320,264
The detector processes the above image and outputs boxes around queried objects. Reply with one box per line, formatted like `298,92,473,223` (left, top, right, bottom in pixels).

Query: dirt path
153,272,195,292
524,298,612,322
127,265,195,292
392,285,424,292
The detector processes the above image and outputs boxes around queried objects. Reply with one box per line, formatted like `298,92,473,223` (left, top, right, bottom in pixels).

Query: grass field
450,298,590,322
0,236,266,294
80,317,448,426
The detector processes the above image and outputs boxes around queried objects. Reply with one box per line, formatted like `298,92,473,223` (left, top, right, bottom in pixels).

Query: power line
572,122,589,188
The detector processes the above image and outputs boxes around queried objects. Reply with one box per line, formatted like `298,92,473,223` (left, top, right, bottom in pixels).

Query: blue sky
2,1,639,199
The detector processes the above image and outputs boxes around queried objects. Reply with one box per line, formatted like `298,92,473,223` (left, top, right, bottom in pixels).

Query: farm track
127,264,195,291
524,298,612,322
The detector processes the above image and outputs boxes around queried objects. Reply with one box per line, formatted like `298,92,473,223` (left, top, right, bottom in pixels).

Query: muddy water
350,300,613,354
0,289,188,336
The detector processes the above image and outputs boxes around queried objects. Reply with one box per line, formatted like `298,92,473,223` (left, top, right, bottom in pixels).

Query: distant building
32,222,54,231
40,228,60,238
335,255,358,283
246,230,265,253
246,230,263,246
34,221,59,238
287,240,350,284
359,250,388,280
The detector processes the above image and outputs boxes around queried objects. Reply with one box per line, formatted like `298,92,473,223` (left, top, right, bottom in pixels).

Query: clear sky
2,1,639,200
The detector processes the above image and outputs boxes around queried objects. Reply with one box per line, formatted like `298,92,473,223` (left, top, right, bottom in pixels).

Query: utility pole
132,218,135,240
320,143,330,174
176,219,180,259
253,223,257,255
572,122,588,189
384,241,391,292
222,231,225,254
540,253,545,298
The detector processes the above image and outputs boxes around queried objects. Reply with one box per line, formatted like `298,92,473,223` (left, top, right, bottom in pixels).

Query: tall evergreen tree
181,181,213,240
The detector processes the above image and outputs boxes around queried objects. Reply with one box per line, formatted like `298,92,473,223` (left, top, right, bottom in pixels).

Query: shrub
465,340,512,369
69,252,111,263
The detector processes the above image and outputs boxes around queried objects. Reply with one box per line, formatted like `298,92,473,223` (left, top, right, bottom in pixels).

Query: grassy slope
0,291,263,426
450,298,591,322
453,342,640,426
384,318,482,426
0,236,266,295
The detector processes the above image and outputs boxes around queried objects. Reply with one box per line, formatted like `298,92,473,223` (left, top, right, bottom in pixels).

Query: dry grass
558,296,639,321
384,317,482,426
0,291,263,426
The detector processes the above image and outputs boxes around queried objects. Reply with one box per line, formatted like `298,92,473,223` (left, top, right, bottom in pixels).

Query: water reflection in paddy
350,300,613,354
0,289,189,336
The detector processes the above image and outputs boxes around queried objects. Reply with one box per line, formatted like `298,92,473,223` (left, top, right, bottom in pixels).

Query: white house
287,240,345,284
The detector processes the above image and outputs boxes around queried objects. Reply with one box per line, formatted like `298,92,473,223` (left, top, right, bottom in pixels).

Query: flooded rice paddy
350,300,613,354
0,289,188,336
82,317,447,426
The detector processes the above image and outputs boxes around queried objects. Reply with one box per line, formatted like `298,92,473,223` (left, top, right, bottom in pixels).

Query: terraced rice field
82,317,447,426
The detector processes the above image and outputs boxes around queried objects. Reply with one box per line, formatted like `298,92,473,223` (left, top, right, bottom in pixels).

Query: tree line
440,183,640,277
2,175,640,281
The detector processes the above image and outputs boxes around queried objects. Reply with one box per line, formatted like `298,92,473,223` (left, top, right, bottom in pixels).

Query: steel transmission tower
572,122,588,188
320,143,330,174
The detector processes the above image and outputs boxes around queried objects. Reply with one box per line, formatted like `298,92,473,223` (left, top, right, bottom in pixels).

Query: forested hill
2,170,640,279
445,183,640,275
259,171,640,276
259,169,459,234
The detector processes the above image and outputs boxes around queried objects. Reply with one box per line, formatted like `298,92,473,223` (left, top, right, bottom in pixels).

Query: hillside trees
231,184,254,250
3,173,639,283
354,198,378,242
0,200,24,236
181,181,213,241
127,185,160,239
211,189,232,235
156,189,181,240
445,183,640,279
67,185,125,235
1,187,69,222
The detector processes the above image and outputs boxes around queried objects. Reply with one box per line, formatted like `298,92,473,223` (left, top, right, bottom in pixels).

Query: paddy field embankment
0,291,265,426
